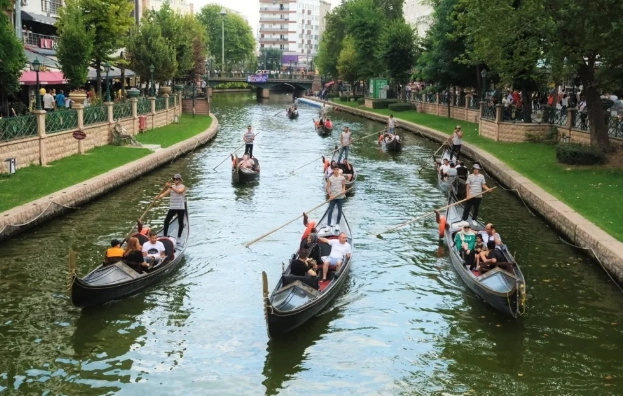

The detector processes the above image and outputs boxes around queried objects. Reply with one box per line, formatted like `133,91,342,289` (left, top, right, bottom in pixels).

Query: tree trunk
447,85,451,118
120,67,126,98
521,88,532,123
579,64,610,150
95,59,102,99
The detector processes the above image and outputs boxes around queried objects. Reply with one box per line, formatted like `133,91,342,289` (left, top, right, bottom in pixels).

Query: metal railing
46,109,78,134
41,0,62,16
608,116,623,138
113,102,132,120
22,32,59,48
469,97,480,109
83,105,108,125
168,95,175,107
155,97,166,111
456,96,466,107
0,114,38,142
425,94,436,103
137,99,151,115
481,104,496,120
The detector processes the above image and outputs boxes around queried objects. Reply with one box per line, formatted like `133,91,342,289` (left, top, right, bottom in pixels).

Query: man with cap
243,125,255,158
156,173,187,244
104,239,125,265
462,163,491,222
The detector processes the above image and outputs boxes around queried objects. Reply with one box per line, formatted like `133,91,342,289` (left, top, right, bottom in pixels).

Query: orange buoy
438,216,446,238
302,221,316,240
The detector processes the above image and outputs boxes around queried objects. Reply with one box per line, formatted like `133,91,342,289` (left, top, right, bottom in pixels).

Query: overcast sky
193,0,340,34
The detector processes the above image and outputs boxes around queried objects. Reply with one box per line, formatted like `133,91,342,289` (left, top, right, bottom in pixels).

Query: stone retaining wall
0,114,219,241
308,97,623,282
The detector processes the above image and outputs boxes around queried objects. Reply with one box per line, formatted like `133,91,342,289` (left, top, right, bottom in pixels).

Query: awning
20,70,67,85
21,11,57,26
324,81,335,87
23,47,58,69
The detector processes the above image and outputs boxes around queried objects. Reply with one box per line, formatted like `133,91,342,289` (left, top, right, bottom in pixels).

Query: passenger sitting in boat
302,212,317,241
439,158,450,177
445,162,457,182
325,119,333,129
123,237,150,273
142,230,166,266
456,161,468,180
474,234,487,269
238,154,255,170
454,221,477,270
290,248,318,277
104,239,125,265
325,160,337,179
300,232,323,266
317,232,352,281
340,160,354,181
478,223,502,249
477,241,509,273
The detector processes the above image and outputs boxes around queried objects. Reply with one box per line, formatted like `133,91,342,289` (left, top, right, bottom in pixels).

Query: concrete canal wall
0,115,219,242
305,97,623,283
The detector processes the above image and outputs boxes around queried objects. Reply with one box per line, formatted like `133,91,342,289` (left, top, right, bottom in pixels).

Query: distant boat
232,155,260,184
314,119,333,136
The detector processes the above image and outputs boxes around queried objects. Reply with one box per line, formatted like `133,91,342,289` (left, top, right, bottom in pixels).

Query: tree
0,0,27,114
56,0,94,91
316,7,347,77
373,0,405,21
126,18,177,90
343,0,385,80
197,5,255,72
185,15,208,81
337,36,359,89
81,0,134,97
258,48,283,71
379,21,418,98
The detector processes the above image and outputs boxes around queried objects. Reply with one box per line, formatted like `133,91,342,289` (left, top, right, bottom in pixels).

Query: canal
1,92,622,395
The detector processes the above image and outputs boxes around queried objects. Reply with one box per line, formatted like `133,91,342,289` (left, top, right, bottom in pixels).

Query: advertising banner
247,74,269,83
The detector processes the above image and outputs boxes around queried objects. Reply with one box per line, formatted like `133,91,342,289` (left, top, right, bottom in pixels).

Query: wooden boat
322,150,357,193
70,204,190,308
287,109,299,119
314,119,333,136
262,207,353,338
381,133,402,152
232,155,260,184
442,193,526,317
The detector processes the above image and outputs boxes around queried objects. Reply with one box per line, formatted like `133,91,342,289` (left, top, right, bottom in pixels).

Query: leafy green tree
337,36,359,88
379,21,418,98
126,18,177,90
56,0,94,91
343,0,385,80
197,5,255,72
316,7,347,77
0,0,27,112
373,0,405,21
81,0,134,97
258,48,283,71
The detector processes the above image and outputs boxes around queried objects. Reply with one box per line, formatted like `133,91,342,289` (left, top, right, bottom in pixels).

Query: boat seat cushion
158,237,175,260
282,274,319,290
133,233,149,245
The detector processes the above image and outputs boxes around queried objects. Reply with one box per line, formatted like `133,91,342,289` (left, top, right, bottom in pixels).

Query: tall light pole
149,64,155,96
31,58,42,110
104,61,111,102
480,69,488,101
220,8,226,74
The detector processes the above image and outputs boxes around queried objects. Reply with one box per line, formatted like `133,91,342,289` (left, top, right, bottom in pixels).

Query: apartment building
403,0,432,37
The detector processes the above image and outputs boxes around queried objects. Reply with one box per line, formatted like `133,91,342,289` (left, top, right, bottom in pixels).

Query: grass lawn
333,101,623,241
136,115,212,148
0,145,151,212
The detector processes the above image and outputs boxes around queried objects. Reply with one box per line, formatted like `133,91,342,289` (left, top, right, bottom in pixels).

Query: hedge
327,93,340,98
555,143,606,165
339,95,363,102
371,99,399,109
357,98,365,105
388,102,416,112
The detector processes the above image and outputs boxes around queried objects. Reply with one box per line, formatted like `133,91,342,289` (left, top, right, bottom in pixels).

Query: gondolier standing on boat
387,114,397,135
319,103,328,120
446,125,463,161
156,173,187,244
337,126,352,163
326,165,346,226
243,125,255,158
461,164,491,223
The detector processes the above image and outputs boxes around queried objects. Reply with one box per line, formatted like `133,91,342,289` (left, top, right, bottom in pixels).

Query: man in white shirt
42,91,55,112
478,223,502,248
387,114,397,135
438,158,450,177
317,232,352,281
142,231,166,264
337,126,352,163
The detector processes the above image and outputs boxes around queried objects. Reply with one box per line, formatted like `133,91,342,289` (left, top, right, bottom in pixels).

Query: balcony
259,17,290,22
259,7,293,12
259,27,294,32
22,32,59,49
41,0,62,16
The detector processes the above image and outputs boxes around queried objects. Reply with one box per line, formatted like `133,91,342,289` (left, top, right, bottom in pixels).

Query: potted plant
159,85,172,94
127,88,140,98
56,0,93,105
174,84,184,92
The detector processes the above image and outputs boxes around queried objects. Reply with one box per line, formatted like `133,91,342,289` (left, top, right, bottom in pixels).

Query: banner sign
247,74,269,83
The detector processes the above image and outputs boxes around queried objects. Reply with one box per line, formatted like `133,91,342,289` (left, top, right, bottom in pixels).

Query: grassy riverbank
334,101,623,241
136,115,212,148
0,115,213,213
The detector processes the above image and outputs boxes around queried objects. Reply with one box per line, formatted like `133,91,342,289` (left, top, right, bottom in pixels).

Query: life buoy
438,216,446,238
302,221,316,240
323,159,330,173
232,157,237,167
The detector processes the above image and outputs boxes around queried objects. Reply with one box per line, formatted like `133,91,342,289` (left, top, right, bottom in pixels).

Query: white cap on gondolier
472,164,481,170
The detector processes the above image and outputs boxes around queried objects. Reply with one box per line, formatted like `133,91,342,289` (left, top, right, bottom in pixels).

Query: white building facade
403,0,432,37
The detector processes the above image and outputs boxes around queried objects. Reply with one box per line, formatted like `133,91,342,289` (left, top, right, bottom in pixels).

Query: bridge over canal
204,73,319,99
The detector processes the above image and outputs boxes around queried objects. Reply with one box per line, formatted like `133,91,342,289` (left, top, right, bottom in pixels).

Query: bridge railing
206,72,314,81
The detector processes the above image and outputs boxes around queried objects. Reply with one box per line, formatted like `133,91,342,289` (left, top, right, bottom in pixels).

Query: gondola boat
434,147,467,197
232,155,260,184
287,109,299,119
381,133,402,152
321,150,357,192
70,204,190,308
442,193,526,317
262,207,353,338
314,119,333,136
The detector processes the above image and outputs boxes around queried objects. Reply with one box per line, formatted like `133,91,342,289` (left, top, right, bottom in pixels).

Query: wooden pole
245,187,353,248
373,188,497,237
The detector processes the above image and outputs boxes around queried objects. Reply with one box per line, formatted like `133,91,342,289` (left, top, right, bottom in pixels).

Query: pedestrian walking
42,90,55,112
243,125,255,158
461,164,491,222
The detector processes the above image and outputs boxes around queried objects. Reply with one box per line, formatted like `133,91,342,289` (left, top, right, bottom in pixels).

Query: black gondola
442,193,526,317
381,133,402,152
314,120,333,136
70,204,190,308
287,109,299,119
262,207,353,338
434,147,467,197
232,155,260,184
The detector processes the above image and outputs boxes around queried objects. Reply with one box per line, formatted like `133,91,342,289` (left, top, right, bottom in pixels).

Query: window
298,44,303,48
261,44,265,48
314,35,318,40
261,24,264,28
314,44,318,49
280,44,285,49
299,33,303,38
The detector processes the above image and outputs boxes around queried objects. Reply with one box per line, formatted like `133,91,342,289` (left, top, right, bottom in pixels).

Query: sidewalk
0,114,217,241
316,97,623,282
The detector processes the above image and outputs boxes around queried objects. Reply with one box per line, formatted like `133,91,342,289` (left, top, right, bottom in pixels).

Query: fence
83,105,108,125
0,114,38,142
113,102,132,120
45,109,78,134
137,99,151,115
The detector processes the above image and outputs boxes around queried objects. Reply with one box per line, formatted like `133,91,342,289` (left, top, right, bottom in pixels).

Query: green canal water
1,93,622,395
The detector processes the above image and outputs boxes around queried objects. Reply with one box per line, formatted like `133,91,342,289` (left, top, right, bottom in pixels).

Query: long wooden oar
373,187,497,238
123,183,169,243
245,187,353,248
432,141,448,157
290,130,384,175
213,132,261,171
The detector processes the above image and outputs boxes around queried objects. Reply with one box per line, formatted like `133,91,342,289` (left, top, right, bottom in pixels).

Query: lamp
104,61,111,102
30,58,42,110
149,64,155,96
480,69,488,100
220,8,227,74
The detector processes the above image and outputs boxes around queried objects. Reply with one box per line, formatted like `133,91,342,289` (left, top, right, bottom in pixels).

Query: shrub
357,97,365,105
327,93,339,99
388,102,415,112
525,127,558,144
371,99,399,109
555,143,606,165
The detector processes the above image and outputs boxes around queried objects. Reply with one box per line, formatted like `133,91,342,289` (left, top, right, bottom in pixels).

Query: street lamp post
104,61,111,102
480,69,488,101
31,58,42,110
220,8,226,74
149,64,155,96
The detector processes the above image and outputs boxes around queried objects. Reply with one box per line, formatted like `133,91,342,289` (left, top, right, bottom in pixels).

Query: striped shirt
466,174,486,196
327,175,345,199
170,184,186,210
244,131,255,143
